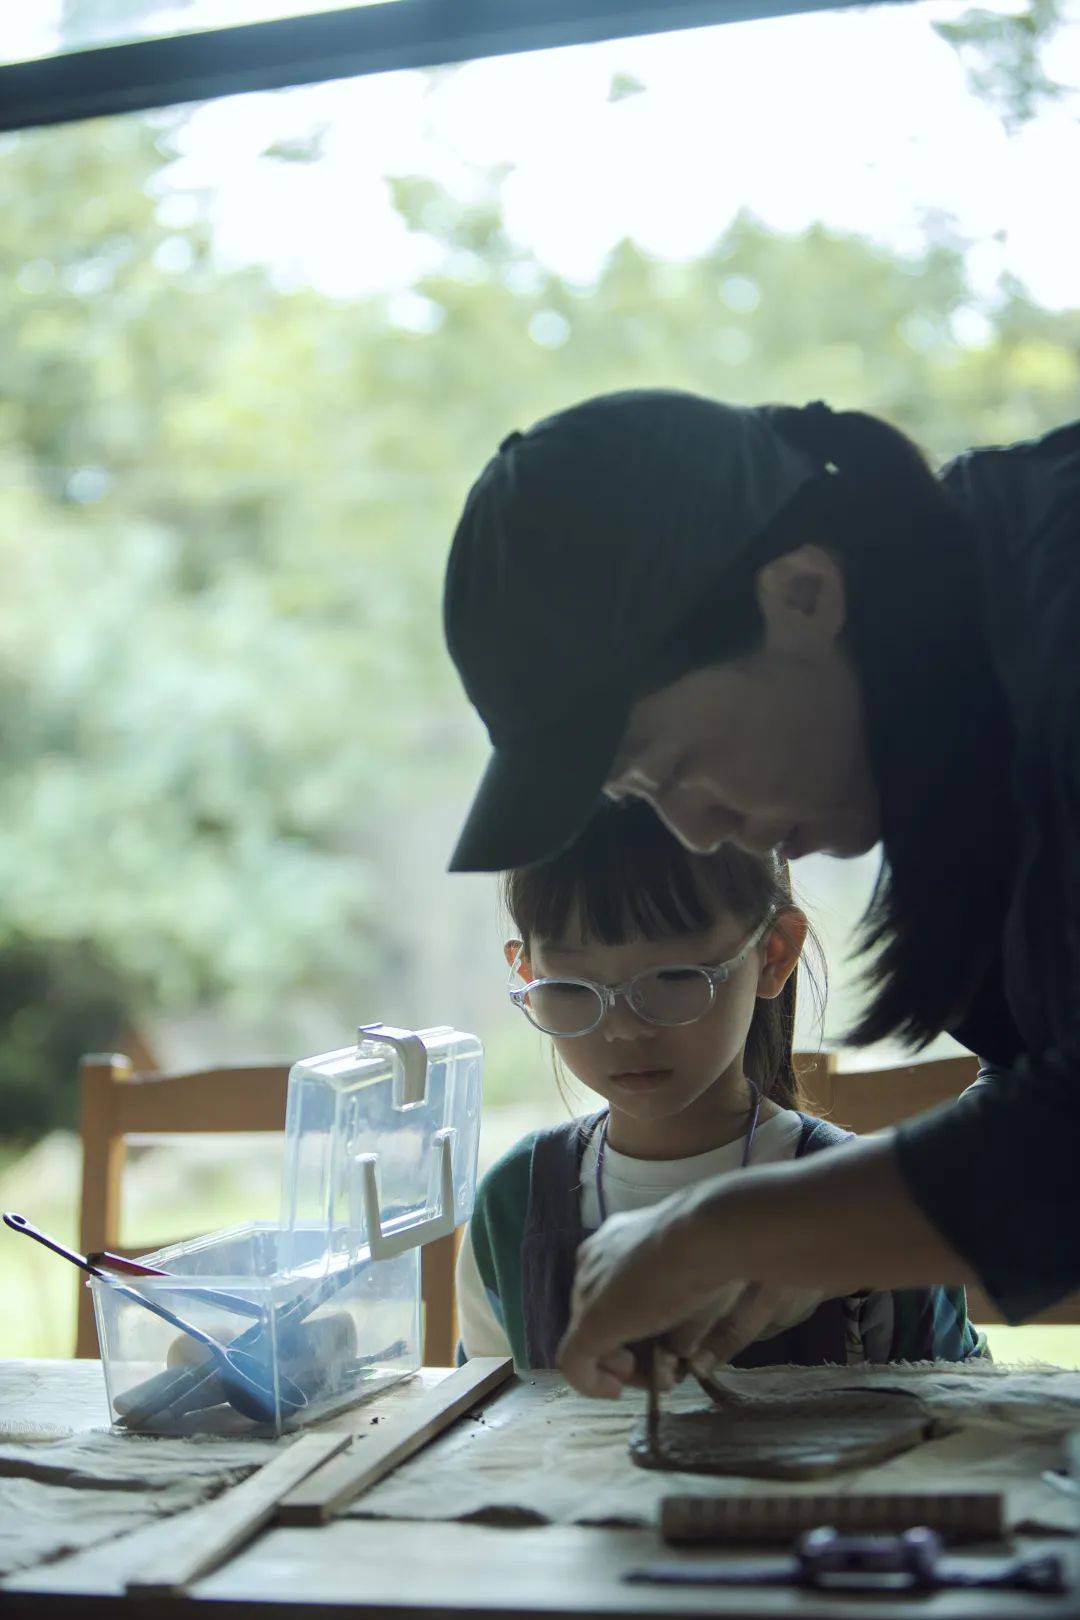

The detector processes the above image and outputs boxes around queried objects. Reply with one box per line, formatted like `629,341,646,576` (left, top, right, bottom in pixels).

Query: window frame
0,0,903,133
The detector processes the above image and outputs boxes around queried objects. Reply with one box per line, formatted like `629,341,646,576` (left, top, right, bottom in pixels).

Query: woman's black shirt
895,420,1080,1320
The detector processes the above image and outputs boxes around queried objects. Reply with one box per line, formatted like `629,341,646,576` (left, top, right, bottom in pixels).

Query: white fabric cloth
457,1108,806,1359
344,1364,1080,1537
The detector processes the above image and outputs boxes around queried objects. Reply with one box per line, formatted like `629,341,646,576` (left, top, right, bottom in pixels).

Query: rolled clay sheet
630,1386,946,1480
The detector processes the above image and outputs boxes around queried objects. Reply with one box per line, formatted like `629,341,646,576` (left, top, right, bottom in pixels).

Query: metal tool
5,1215,261,1318
625,1338,664,1460
81,1246,264,1316
633,1339,689,1463
627,1526,1067,1595
646,1345,662,1457
3,1213,306,1425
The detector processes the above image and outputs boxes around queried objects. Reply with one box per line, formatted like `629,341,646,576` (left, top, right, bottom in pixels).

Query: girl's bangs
508,801,775,947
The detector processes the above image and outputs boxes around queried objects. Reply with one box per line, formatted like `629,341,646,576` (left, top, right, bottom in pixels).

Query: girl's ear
756,907,807,1001
504,938,532,979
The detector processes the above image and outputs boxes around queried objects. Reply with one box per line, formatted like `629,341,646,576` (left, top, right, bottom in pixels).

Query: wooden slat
126,1431,349,1596
831,1057,979,1134
76,1055,131,1357
277,1356,514,1526
113,1066,289,1134
797,1054,979,1135
421,1228,462,1367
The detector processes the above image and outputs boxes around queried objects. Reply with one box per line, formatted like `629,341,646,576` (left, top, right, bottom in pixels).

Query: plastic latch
357,1128,457,1260
357,1022,428,1108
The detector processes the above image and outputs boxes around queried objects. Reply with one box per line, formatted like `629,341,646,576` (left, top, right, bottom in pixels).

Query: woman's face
605,546,881,861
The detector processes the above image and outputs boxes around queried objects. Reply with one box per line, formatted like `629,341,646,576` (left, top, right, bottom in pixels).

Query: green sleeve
888,1284,989,1362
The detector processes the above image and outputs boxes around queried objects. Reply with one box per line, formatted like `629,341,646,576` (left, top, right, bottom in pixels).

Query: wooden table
3,1359,1077,1619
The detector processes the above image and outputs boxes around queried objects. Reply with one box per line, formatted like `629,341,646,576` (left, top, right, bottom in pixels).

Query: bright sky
12,1,1080,309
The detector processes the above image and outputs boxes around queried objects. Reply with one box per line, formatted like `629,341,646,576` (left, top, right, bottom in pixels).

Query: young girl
457,799,984,1370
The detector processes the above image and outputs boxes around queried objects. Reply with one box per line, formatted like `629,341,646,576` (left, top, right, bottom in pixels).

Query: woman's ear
504,939,532,979
755,907,807,1000
755,544,847,655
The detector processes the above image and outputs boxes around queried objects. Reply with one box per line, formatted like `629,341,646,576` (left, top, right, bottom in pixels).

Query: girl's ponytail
742,894,828,1114
745,969,799,1111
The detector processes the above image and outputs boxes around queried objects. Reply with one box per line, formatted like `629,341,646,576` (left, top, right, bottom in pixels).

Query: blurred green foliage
935,0,1073,131
1,3,1079,1137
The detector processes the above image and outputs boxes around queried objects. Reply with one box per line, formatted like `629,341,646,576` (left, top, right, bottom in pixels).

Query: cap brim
450,696,630,873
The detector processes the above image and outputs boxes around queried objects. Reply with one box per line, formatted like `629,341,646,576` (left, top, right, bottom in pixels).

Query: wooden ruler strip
661,1490,1005,1544
126,1430,350,1595
278,1356,514,1526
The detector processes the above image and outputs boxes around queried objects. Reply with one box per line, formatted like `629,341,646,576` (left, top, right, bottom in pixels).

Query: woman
443,390,1079,1397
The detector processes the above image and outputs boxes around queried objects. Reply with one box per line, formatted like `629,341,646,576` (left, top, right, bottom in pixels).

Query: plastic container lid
279,1024,483,1276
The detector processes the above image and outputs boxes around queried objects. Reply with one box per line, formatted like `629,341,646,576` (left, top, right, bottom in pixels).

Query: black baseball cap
444,389,826,872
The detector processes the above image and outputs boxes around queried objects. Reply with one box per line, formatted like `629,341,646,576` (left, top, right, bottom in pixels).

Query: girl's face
605,545,881,862
509,911,800,1126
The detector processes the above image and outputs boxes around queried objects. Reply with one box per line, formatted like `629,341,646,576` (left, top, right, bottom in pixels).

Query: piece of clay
630,1388,946,1480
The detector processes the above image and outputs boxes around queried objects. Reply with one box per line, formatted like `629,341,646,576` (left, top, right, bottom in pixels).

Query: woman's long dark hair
503,798,824,1110
662,405,1018,1051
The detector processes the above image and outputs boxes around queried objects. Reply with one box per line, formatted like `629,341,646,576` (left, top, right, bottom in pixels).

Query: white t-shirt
457,1108,806,1359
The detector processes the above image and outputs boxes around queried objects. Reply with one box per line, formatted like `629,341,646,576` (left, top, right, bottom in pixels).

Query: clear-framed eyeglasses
506,913,775,1038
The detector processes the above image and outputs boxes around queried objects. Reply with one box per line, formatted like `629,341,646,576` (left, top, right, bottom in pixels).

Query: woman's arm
895,1054,1080,1323
557,1132,976,1396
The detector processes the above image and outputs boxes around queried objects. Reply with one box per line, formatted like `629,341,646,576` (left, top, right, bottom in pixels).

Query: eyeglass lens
523,966,714,1036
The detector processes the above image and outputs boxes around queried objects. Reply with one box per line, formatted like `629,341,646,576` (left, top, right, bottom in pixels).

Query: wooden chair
76,1052,460,1365
799,1051,979,1137
797,1051,1080,1327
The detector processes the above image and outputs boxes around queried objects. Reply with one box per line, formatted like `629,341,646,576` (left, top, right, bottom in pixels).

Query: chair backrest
797,1051,1080,1327
76,1052,459,1364
799,1052,979,1135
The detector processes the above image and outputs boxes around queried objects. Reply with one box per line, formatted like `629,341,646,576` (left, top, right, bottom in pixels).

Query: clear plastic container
281,1024,483,1273
90,1025,482,1435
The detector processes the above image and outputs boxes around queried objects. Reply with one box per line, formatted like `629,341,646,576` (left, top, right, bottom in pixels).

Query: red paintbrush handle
87,1250,167,1277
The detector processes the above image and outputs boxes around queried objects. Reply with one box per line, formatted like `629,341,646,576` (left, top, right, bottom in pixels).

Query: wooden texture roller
661,1490,1006,1544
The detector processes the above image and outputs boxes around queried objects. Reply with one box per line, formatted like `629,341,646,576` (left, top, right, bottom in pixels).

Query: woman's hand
687,1279,829,1369
558,1196,741,1396
557,1135,971,1397
558,1193,825,1396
